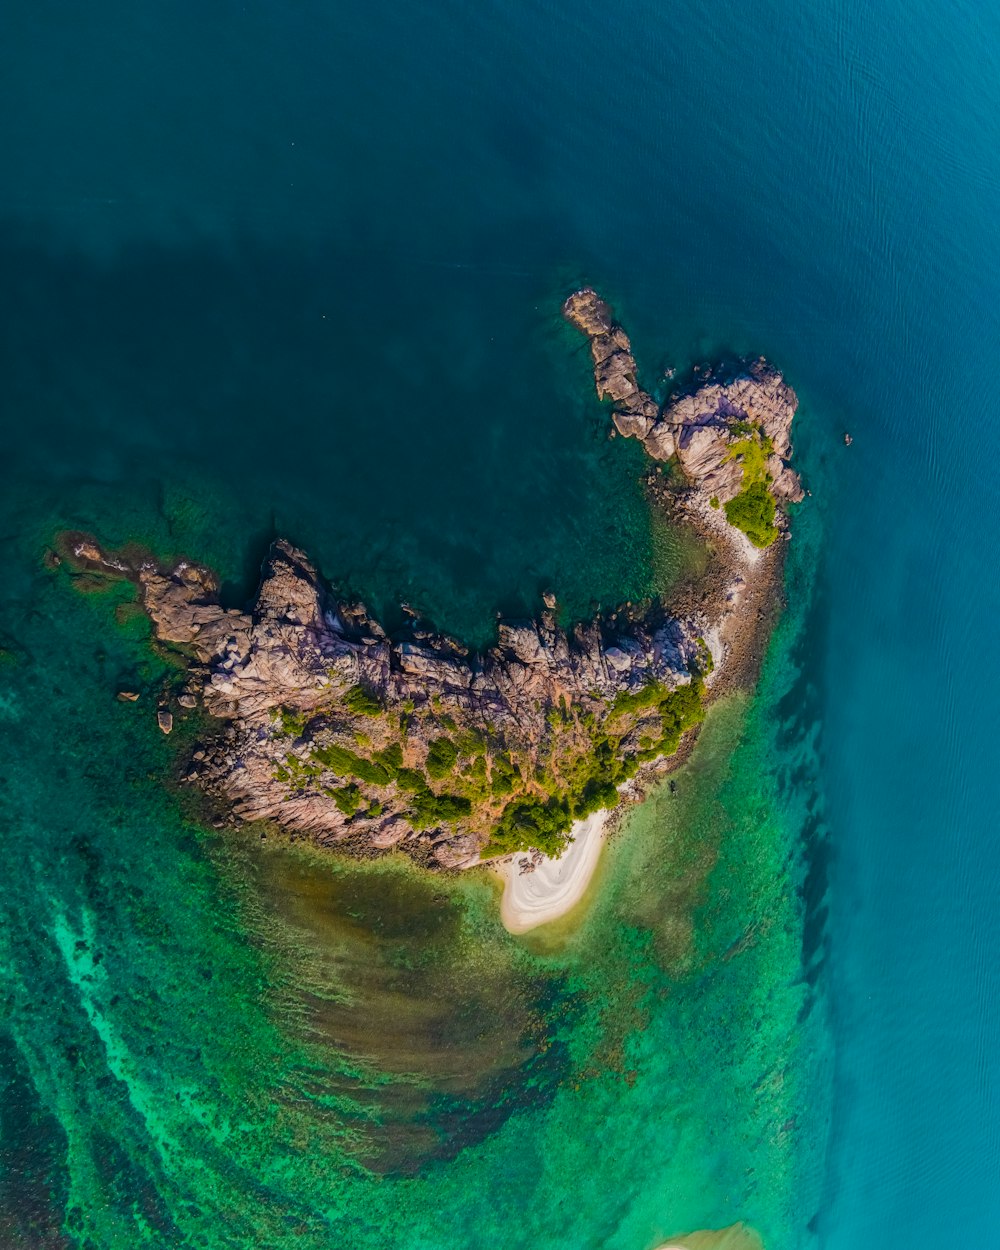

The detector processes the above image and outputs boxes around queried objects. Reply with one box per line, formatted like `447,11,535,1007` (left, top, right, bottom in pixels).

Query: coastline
496,808,609,933
655,1224,763,1250
51,288,802,899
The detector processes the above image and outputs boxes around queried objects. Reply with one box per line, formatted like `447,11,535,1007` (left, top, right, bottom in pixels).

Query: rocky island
57,290,803,892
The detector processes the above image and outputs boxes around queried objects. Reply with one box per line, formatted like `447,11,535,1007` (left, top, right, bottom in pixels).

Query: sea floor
0,467,828,1249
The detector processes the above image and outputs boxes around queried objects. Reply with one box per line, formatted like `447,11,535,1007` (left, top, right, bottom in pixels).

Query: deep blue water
2,0,999,1244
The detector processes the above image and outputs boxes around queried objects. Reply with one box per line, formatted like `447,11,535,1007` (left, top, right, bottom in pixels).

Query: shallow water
0,508,824,1249
3,0,999,1245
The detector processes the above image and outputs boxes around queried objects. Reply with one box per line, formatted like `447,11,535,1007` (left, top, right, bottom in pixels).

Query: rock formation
59,289,804,869
63,533,706,868
563,288,662,445
564,287,804,509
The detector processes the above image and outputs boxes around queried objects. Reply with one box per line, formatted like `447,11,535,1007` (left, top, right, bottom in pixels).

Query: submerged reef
57,290,802,869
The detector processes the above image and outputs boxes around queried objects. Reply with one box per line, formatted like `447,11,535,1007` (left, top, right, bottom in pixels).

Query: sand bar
655,1223,763,1250
498,809,608,934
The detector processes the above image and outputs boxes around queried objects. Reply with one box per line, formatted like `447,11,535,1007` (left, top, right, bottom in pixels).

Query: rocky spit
59,289,803,869
562,288,803,507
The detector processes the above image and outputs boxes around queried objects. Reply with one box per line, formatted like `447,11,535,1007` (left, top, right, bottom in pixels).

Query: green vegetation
693,636,714,676
273,706,309,737
329,783,363,816
609,681,668,717
724,481,779,548
489,751,520,797
378,741,403,771
343,684,382,716
425,736,459,780
723,425,773,486
656,678,705,752
722,421,780,548
485,795,572,857
270,653,709,855
452,728,486,756
311,742,395,786
395,767,428,792
409,789,472,831
481,676,706,857
273,753,322,788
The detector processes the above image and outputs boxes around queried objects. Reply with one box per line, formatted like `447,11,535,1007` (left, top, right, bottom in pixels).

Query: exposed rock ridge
61,288,804,870
125,538,703,726
64,533,707,868
563,287,804,506
562,288,662,445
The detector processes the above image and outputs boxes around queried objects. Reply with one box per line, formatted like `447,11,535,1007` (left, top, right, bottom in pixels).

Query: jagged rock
370,819,410,849
68,529,705,860
564,288,803,511
603,647,632,673
613,409,654,440
676,425,744,502
563,288,660,432
771,464,806,503
432,835,482,869
61,288,802,873
562,289,616,337
643,421,676,461
117,690,140,702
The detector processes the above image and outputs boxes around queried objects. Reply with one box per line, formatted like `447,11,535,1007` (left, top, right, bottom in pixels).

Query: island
56,289,803,929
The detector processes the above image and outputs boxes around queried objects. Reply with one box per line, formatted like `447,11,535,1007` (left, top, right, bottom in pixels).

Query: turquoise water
1,0,998,1245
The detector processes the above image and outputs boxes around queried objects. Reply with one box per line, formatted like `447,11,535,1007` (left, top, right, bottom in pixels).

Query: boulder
562,288,616,337
613,409,654,440
643,421,676,461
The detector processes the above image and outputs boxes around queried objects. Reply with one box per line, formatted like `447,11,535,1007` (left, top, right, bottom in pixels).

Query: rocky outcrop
563,288,804,508
62,288,804,869
98,538,700,726
662,367,804,505
64,533,706,867
563,289,663,446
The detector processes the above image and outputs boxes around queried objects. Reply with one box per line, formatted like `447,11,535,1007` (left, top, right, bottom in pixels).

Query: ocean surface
1,0,998,1246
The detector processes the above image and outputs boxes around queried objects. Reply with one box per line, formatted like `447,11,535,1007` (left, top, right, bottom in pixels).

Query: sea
1,0,997,1246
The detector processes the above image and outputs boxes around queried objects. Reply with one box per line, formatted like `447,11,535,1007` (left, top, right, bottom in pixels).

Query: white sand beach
497,809,608,934
655,1223,763,1250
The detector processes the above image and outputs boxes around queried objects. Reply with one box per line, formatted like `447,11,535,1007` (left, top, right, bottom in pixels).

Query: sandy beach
497,809,608,934
655,1223,763,1250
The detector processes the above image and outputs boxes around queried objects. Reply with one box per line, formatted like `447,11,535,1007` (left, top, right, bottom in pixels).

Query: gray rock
613,409,654,440
564,288,801,523
643,421,676,461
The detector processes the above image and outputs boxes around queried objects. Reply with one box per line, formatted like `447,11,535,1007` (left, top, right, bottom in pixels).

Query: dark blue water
2,0,998,1244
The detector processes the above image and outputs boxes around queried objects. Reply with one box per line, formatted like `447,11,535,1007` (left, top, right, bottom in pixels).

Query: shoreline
52,289,802,893
654,1223,763,1250
497,808,609,934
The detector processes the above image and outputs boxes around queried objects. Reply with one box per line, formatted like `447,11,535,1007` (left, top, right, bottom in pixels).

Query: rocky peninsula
57,289,802,878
